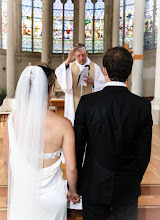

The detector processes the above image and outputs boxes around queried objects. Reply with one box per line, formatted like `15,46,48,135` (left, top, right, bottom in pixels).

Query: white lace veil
7,66,48,220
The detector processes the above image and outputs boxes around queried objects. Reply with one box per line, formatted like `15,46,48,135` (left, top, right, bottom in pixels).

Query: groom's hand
67,191,80,204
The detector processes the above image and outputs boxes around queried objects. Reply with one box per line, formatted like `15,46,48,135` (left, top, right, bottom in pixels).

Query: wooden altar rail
50,99,64,117
0,112,10,126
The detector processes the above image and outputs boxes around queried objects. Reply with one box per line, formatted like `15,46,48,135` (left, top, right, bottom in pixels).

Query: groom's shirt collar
104,81,127,88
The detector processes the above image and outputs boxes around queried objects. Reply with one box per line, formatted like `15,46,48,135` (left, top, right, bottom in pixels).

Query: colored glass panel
144,0,154,50
154,0,160,48
85,0,93,53
64,0,74,53
2,0,7,49
119,0,124,47
53,0,63,53
22,0,32,51
124,0,135,49
33,0,42,52
94,0,104,53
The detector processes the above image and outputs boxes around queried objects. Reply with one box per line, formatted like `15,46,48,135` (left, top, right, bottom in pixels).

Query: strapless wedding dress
7,113,67,220
40,151,67,220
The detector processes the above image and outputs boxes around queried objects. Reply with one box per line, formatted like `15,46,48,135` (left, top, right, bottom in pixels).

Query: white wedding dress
8,112,67,220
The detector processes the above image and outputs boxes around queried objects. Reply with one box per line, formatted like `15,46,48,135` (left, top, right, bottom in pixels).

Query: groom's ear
103,67,107,76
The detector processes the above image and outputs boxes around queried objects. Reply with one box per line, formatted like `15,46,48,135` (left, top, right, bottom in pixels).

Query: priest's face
75,48,88,65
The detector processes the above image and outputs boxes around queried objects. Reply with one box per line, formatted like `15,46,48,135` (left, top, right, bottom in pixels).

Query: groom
74,47,153,220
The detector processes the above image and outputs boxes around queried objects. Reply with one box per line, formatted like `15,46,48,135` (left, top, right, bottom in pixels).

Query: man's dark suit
74,85,152,219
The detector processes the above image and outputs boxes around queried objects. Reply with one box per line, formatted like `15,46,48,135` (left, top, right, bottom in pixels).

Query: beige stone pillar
0,0,16,111
131,0,145,97
7,0,15,98
112,0,120,47
79,0,85,44
152,2,160,125
41,0,49,64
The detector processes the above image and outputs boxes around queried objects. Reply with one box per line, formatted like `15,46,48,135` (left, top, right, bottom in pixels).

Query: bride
3,63,79,220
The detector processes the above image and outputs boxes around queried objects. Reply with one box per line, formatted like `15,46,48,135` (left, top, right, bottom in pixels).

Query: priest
55,43,105,125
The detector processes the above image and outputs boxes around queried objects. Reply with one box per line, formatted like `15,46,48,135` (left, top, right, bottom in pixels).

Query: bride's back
43,109,71,168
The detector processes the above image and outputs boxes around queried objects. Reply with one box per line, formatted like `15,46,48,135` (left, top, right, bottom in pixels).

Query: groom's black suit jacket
74,86,152,206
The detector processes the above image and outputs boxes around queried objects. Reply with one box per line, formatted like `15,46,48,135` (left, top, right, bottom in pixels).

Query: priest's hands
84,76,94,87
67,191,80,204
65,47,77,66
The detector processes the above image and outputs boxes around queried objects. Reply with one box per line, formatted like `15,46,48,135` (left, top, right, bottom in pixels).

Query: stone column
152,2,160,125
7,0,15,98
131,0,145,96
112,0,120,47
0,0,16,111
79,0,85,44
104,0,113,52
41,0,49,64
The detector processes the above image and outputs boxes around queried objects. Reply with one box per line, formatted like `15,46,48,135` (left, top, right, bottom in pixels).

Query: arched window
119,0,135,49
144,0,154,49
144,0,160,49
0,0,7,49
154,0,160,48
119,0,160,50
22,0,42,52
53,0,74,53
85,0,104,53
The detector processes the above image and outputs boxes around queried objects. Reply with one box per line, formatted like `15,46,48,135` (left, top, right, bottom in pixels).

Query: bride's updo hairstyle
35,62,56,93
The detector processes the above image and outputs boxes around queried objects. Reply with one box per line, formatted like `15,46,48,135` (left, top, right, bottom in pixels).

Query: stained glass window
53,0,74,53
85,0,104,53
1,0,7,49
94,0,105,53
144,0,154,50
64,0,74,53
33,0,42,52
119,0,135,49
154,0,160,48
119,0,160,50
119,0,124,47
85,0,93,53
22,0,42,52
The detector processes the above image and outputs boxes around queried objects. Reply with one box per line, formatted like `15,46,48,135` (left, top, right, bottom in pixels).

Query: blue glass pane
94,40,103,53
144,0,154,50
64,0,74,53
94,0,104,53
22,0,32,6
33,0,42,52
64,40,73,53
53,0,63,53
119,0,124,46
85,0,93,53
53,40,63,53
85,40,92,53
154,0,160,48
33,0,42,8
2,0,7,49
22,0,32,51
124,0,135,49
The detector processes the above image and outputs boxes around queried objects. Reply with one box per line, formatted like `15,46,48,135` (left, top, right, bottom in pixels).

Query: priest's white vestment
55,57,105,125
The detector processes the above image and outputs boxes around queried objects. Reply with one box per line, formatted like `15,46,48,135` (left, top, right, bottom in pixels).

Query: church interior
0,0,160,219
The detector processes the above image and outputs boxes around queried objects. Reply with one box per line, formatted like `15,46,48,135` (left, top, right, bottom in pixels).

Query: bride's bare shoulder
47,110,72,130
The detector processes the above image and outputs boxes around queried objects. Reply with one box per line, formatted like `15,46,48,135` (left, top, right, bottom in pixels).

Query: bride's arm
3,119,9,178
62,119,79,201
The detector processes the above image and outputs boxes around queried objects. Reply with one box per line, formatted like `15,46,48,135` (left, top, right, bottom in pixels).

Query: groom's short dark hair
103,47,133,82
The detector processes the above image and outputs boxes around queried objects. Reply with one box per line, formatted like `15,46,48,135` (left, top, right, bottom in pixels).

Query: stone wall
0,50,157,97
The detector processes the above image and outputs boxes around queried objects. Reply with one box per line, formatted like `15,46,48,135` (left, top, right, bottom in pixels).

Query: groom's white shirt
104,81,127,88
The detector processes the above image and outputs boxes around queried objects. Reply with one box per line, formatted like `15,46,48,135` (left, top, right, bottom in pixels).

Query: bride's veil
7,66,48,220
